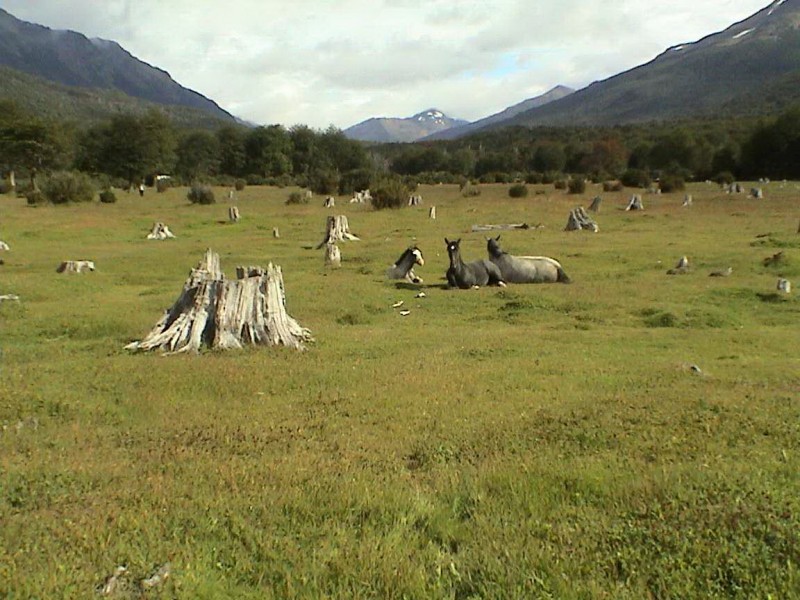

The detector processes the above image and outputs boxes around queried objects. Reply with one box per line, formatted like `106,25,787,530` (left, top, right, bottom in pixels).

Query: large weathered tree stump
146,222,175,240
125,249,313,354
565,207,598,232
316,215,359,249
57,260,95,273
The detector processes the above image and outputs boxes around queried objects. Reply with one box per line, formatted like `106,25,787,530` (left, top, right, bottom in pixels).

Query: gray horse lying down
446,238,506,289
487,236,571,283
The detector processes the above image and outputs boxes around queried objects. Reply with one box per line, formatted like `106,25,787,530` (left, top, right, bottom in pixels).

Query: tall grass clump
508,183,528,198
187,183,215,205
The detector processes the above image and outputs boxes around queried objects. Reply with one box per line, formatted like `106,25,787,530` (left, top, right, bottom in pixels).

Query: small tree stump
0,241,9,251
408,194,422,206
273,228,280,238
750,187,763,199
777,278,792,293
324,243,341,267
666,256,690,275
429,206,436,219
323,196,335,208
565,207,598,232
316,215,360,248
682,194,693,207
126,249,313,353
229,206,240,223
147,222,175,240
588,196,602,212
8,170,15,192
57,260,95,273
625,195,643,211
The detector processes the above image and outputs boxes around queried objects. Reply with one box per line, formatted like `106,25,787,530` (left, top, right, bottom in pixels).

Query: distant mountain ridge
344,109,468,143
492,0,800,129
0,8,235,124
423,86,574,140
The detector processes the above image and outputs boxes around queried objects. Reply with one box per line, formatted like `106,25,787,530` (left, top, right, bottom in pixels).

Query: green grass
1,182,799,598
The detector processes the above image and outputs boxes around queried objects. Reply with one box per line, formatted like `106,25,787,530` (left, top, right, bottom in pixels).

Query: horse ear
444,237,450,245
495,235,501,241
456,238,461,244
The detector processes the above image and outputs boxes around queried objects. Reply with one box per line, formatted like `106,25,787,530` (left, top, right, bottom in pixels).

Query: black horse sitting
445,238,506,289
386,246,425,284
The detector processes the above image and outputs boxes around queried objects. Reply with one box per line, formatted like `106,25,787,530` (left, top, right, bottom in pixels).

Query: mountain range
2,1,800,138
0,7,235,127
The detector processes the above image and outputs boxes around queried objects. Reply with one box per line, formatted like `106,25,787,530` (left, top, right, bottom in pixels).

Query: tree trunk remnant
565,207,598,232
470,223,531,232
777,278,792,294
588,196,602,212
323,196,335,208
0,241,9,251
229,206,240,223
316,215,359,248
324,243,341,267
273,227,280,238
8,170,15,192
56,260,95,273
429,206,436,219
125,249,313,354
682,194,693,207
147,222,175,240
625,195,643,211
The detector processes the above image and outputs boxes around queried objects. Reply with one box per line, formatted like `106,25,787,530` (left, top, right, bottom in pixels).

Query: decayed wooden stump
565,207,598,232
777,278,792,293
316,215,360,249
324,243,341,267
667,256,690,275
323,196,335,208
429,206,436,220
0,241,9,251
273,227,280,238
147,222,175,240
126,249,313,353
625,195,643,211
588,196,602,212
57,260,95,273
470,223,530,232
682,194,693,207
408,194,422,206
229,206,240,223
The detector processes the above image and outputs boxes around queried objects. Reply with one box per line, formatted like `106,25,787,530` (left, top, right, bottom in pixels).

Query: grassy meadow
1,181,799,598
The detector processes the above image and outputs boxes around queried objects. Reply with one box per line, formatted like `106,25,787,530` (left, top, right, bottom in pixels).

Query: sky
2,0,772,129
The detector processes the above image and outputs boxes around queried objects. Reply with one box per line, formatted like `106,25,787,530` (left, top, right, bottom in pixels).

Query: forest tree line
3,98,800,197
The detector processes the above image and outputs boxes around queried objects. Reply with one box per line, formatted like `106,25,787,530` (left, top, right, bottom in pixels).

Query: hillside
496,0,800,128
0,8,235,126
424,86,574,140
344,109,468,143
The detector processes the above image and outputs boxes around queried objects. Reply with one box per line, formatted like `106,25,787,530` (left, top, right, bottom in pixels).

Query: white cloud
2,0,770,128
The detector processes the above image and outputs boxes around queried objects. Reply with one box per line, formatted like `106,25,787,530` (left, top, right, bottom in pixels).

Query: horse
386,246,425,284
445,238,506,289
486,235,571,283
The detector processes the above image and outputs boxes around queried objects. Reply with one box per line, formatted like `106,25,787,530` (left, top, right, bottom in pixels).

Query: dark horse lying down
386,246,425,283
486,235,571,283
445,238,506,289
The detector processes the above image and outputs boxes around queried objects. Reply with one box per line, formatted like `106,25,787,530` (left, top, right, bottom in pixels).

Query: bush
286,191,309,205
568,178,587,194
40,171,95,204
245,174,268,186
508,183,529,198
24,188,46,205
462,183,481,197
603,180,623,192
0,179,12,194
371,177,409,210
553,180,567,190
99,189,117,204
307,169,340,195
234,179,246,191
525,172,544,184
155,178,171,193
659,175,685,193
187,184,215,205
714,171,736,185
621,169,652,188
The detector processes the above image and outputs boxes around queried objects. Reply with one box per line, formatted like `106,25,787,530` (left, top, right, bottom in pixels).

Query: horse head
410,246,424,266
486,235,504,258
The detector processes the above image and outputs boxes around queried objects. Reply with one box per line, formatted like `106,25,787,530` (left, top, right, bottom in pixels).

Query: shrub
525,172,544,184
187,184,215,205
245,174,267,186
40,171,95,204
553,180,567,190
234,179,246,191
603,180,623,192
25,189,46,205
155,178,171,193
307,169,340,195
508,183,529,198
99,189,117,204
621,168,652,188
714,171,736,185
285,191,309,205
0,179,12,194
568,178,587,194
462,183,481,197
659,175,685,193
371,177,409,210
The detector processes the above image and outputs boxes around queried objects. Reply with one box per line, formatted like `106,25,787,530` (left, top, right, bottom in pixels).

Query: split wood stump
126,249,313,354
429,206,436,220
565,207,598,232
588,196,602,212
147,222,175,240
316,215,359,249
625,194,644,211
57,260,95,273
